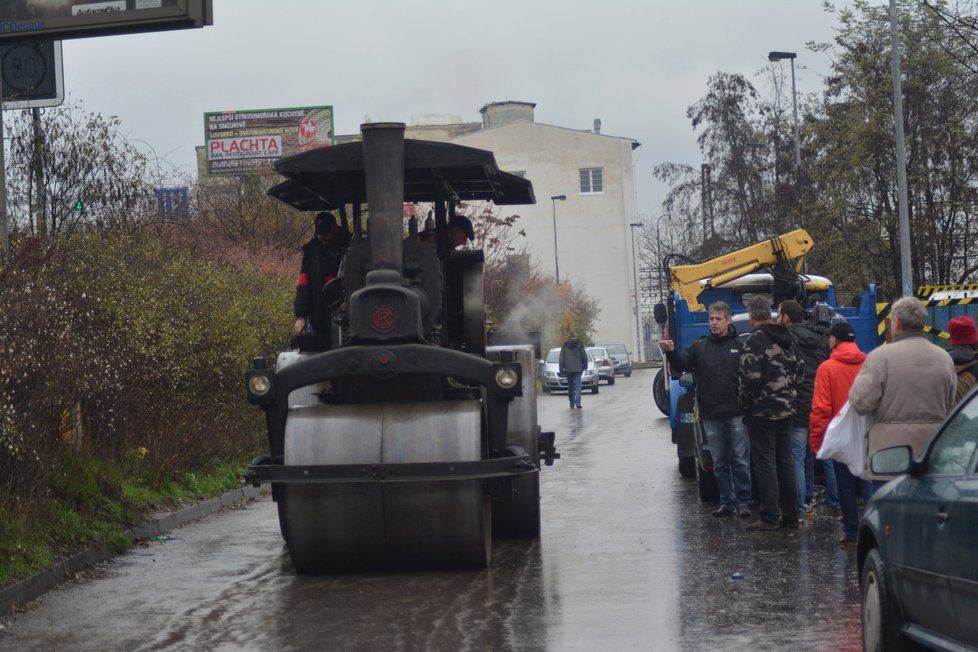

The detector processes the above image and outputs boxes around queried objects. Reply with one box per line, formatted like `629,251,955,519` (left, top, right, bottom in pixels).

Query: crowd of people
659,295,968,543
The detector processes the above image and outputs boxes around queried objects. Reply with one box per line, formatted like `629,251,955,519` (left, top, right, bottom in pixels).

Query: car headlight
544,371,556,378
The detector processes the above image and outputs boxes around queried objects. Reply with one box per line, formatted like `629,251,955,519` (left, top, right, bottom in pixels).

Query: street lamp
629,221,644,362
768,50,802,226
550,195,566,283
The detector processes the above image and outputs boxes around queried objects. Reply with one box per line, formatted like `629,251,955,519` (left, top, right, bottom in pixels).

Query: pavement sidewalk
0,485,262,614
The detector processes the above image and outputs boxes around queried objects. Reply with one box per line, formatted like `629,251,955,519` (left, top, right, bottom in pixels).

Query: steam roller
244,123,558,573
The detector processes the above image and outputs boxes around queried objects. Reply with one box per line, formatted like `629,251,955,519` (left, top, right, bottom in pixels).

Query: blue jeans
567,372,582,406
746,415,798,525
789,426,809,509
702,417,751,509
821,459,840,509
836,463,873,539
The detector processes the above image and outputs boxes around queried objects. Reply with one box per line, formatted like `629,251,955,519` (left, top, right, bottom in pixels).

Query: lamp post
629,221,644,362
768,50,802,227
550,194,566,283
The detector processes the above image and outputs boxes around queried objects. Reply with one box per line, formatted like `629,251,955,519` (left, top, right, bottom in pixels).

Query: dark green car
857,389,978,651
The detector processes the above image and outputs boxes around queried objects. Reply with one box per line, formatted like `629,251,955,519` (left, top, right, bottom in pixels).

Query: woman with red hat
948,315,978,404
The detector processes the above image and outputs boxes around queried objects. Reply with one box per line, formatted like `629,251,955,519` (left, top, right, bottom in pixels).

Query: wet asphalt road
0,368,863,651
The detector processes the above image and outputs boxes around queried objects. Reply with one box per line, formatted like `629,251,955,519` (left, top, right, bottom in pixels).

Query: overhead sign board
203,105,334,176
0,0,212,43
0,40,64,109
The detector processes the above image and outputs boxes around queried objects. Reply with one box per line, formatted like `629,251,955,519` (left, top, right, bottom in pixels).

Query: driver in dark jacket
659,301,751,518
293,212,347,346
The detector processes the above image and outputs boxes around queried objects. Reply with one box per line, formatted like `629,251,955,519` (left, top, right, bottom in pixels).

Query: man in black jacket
778,300,836,518
293,212,347,344
659,302,751,518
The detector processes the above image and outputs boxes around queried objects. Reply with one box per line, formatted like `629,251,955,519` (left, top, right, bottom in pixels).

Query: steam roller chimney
361,122,406,280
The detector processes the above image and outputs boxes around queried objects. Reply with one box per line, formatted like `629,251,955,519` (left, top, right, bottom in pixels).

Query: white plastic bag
816,400,872,477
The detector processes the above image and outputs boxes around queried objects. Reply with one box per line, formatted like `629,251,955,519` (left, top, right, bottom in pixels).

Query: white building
450,101,641,355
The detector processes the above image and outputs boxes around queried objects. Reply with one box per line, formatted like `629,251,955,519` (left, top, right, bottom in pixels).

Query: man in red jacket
809,322,868,544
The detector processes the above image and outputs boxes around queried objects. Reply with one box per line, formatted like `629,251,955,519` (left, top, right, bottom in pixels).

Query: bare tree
4,102,153,240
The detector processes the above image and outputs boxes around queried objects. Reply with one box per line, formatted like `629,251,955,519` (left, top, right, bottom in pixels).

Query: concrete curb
0,485,262,615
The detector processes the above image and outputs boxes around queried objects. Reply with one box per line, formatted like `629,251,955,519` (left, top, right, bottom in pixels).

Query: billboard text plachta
204,105,334,176
0,0,212,43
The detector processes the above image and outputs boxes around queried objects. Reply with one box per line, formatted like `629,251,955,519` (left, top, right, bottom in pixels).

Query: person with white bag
849,297,956,495
810,322,869,544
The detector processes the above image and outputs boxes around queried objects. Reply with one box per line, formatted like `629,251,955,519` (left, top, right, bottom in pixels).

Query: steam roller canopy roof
268,139,536,211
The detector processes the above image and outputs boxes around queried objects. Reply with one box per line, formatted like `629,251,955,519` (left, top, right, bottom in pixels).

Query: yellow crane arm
670,228,814,311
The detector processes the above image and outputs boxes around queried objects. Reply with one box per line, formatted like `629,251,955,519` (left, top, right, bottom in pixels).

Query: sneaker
737,507,752,518
745,520,780,531
576,403,583,409
838,535,857,545
712,506,735,518
832,507,843,520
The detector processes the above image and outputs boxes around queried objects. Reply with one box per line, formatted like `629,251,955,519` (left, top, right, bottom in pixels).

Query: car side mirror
678,372,695,389
870,445,913,475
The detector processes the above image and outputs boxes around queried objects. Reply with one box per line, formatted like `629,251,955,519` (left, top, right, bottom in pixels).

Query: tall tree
806,0,978,298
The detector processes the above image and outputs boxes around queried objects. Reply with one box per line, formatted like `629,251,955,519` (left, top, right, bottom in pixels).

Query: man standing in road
850,296,956,493
659,302,751,518
778,300,836,519
739,295,803,531
559,331,589,409
809,322,868,544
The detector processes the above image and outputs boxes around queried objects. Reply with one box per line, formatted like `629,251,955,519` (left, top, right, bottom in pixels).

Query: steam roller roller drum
278,400,491,573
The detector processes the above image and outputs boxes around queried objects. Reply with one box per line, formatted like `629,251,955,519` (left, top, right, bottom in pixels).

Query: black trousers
745,415,798,526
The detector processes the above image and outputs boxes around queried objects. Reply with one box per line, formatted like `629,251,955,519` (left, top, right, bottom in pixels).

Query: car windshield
601,343,626,355
926,395,978,475
588,347,608,359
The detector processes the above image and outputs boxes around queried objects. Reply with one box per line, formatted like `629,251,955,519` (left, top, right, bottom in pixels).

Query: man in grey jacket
849,296,956,492
559,332,589,409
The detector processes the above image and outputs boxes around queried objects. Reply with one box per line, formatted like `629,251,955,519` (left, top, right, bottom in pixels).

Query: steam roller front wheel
277,401,491,573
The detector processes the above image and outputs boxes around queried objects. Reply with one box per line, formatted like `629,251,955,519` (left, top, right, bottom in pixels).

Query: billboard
0,0,212,43
204,105,334,176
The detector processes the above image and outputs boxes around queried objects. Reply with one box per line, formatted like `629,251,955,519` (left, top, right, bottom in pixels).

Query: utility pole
889,0,912,297
0,81,8,257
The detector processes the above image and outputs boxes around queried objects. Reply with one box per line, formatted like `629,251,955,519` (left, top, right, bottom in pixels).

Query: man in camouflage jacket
739,295,804,531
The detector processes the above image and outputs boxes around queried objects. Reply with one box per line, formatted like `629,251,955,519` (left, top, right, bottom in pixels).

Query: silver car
594,341,632,377
540,347,599,394
587,346,616,385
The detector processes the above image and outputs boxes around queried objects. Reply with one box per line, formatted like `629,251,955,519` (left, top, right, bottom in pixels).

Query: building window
579,168,603,194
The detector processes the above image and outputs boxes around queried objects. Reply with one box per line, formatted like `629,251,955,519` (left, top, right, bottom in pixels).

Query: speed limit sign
0,40,64,109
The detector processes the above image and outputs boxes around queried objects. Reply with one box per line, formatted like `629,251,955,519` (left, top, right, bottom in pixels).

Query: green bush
0,228,294,584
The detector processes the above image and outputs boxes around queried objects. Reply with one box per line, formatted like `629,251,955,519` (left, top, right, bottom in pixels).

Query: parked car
857,387,978,651
595,341,632,377
587,346,616,385
540,347,599,394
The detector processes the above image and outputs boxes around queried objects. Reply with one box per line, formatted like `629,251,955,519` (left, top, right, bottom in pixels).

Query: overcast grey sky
55,0,859,217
